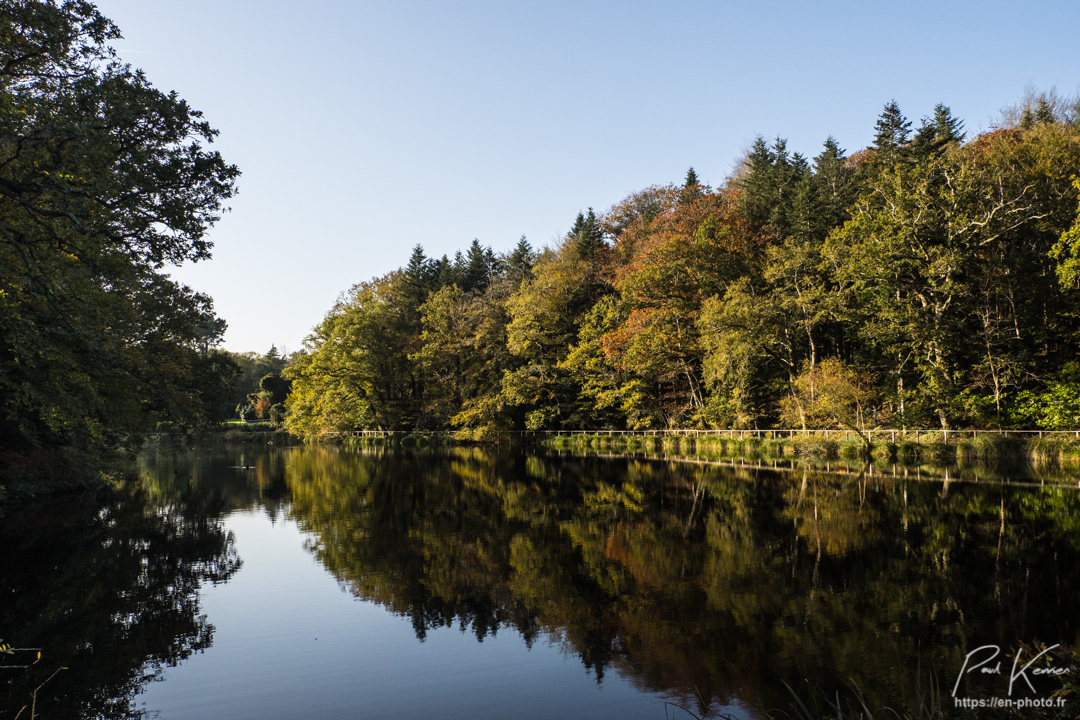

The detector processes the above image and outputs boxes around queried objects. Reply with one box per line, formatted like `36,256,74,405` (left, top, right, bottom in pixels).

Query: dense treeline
0,2,239,482
287,94,1080,438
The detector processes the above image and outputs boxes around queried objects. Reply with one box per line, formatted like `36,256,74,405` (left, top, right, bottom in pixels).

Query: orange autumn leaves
601,185,758,402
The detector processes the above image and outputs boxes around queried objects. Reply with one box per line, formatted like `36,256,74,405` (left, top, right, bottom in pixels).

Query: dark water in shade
2,445,1079,719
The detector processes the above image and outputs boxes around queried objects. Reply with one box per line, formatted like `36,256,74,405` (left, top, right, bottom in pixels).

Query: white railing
347,428,1080,442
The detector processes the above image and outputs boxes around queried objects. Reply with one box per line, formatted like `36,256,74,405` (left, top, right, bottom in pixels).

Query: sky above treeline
91,0,1080,355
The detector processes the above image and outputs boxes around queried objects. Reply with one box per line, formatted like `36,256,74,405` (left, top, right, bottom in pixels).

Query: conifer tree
738,137,810,238
569,208,605,260
679,167,704,204
462,239,491,293
738,137,778,228
931,103,965,144
404,244,435,310
506,236,535,283
913,104,965,157
812,137,856,235
873,100,912,161
1020,105,1036,129
1035,97,1056,125
433,254,457,288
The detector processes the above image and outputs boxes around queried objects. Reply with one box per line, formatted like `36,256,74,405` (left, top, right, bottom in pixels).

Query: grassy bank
342,433,456,449
538,431,1080,468
146,422,301,446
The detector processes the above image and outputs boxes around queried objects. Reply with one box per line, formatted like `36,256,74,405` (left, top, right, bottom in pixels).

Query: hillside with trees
287,94,1080,438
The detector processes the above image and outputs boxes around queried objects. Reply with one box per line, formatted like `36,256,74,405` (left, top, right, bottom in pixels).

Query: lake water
2,445,1079,719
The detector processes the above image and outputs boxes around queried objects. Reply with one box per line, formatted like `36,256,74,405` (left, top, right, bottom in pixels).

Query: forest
5,1,1080,487
286,96,1080,439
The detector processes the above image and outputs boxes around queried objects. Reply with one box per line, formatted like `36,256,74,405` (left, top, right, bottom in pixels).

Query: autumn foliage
287,93,1080,435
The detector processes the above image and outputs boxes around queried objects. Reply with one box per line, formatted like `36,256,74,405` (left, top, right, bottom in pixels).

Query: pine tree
462,238,490,293
434,254,458,288
738,137,778,228
873,100,912,162
679,166,704,204
570,208,605,260
1020,105,1036,129
812,137,855,236
739,137,811,238
403,244,434,309
449,250,467,287
506,235,535,283
484,246,501,278
789,172,819,243
931,103,965,144
913,104,965,158
1035,97,1056,125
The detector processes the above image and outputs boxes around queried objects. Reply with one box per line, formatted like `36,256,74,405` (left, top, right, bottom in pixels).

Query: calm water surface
2,445,1079,719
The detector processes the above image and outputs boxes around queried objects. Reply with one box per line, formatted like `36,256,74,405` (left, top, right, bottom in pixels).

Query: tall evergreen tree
679,166,705,204
738,137,778,228
506,236,535,283
738,137,810,238
1020,105,1036,129
569,208,605,260
913,104,965,157
812,137,856,235
403,244,435,312
1035,97,1056,125
434,254,457,288
931,103,965,144
873,100,912,161
462,238,491,293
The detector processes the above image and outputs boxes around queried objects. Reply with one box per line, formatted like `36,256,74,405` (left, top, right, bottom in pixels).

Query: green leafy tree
1051,177,1080,288
1011,363,1080,429
502,241,599,427
0,1,239,477
780,358,878,450
827,121,1080,428
284,274,419,436
604,187,754,426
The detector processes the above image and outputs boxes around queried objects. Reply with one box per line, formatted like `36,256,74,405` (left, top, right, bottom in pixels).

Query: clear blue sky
91,0,1080,355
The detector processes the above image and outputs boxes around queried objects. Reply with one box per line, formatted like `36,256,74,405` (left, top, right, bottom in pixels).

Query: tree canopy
1,1,239,479
284,92,1080,436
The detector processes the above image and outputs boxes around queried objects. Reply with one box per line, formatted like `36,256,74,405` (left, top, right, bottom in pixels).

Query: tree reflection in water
279,446,1080,716
0,487,240,719
5,445,1078,719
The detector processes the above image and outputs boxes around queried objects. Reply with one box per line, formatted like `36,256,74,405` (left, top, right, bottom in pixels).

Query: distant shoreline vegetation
227,428,1080,472
284,92,1080,444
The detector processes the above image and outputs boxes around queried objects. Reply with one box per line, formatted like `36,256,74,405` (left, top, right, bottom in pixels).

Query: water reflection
275,447,1080,714
5,446,1080,718
0,488,240,719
